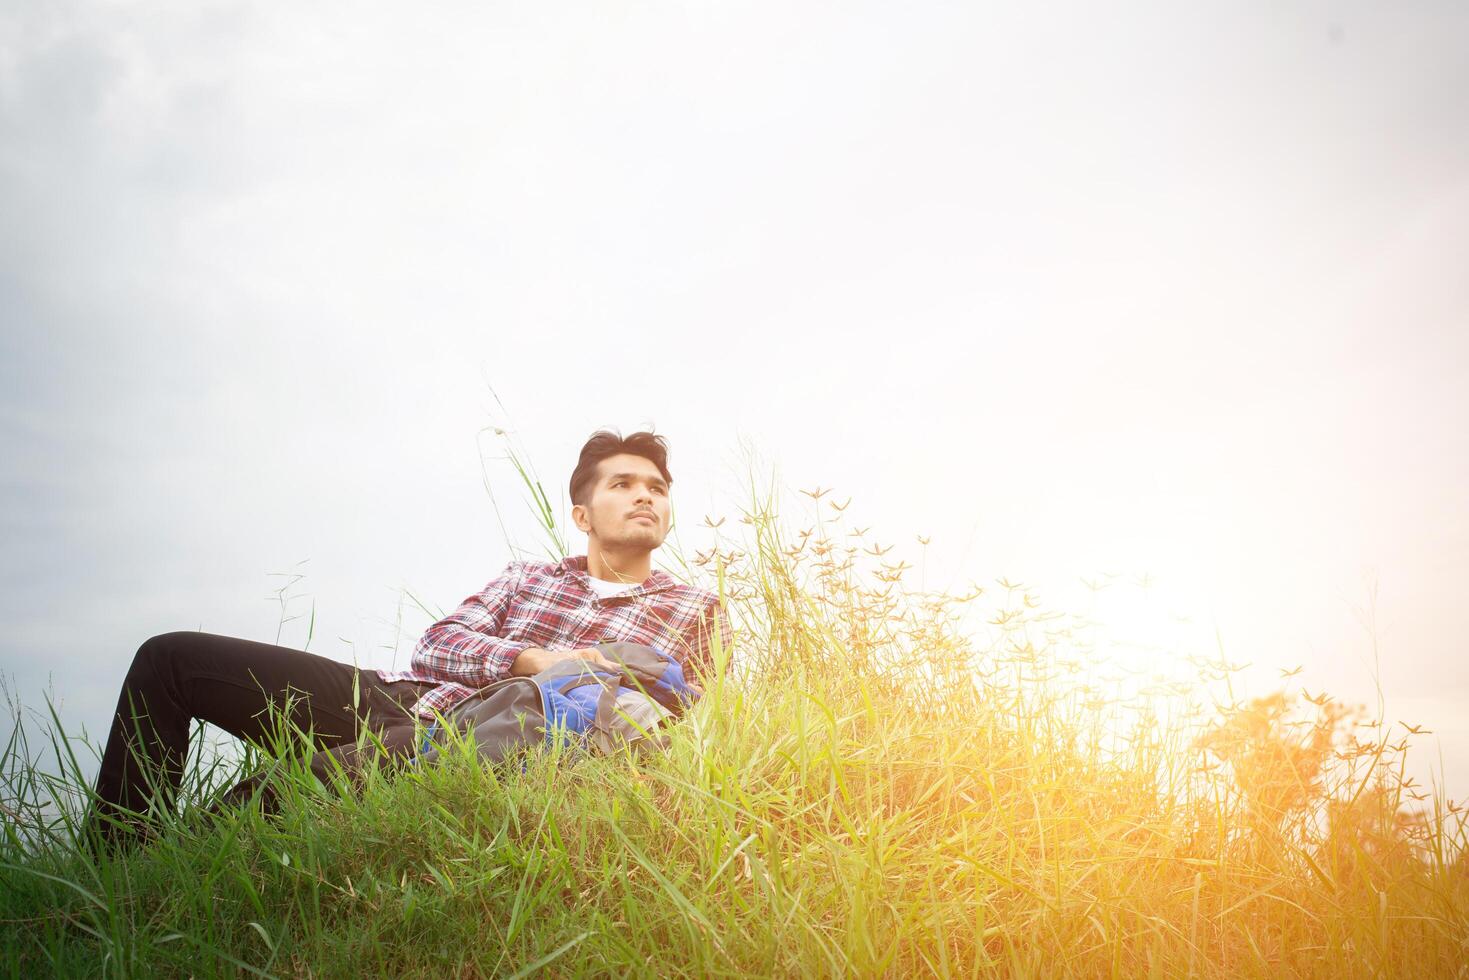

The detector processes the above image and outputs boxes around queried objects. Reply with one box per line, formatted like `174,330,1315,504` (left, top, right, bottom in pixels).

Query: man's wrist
510,645,549,676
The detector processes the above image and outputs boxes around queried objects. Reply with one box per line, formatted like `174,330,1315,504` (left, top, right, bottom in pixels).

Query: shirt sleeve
409,562,533,687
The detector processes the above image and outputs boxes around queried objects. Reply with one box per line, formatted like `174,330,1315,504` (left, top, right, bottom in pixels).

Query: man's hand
510,645,620,677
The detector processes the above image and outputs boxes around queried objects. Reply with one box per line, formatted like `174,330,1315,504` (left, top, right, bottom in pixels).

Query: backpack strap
546,669,631,739
556,673,616,695
418,720,439,757
592,679,622,738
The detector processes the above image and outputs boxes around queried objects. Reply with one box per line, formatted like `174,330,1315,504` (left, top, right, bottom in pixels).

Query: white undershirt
586,575,641,598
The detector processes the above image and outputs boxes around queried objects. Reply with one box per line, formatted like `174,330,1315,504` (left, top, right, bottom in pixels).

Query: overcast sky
3,1,1466,798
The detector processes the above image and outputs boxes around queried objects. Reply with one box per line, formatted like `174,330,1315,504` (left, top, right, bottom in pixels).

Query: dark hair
569,428,673,508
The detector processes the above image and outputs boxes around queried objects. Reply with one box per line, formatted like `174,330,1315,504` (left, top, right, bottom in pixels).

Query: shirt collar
555,554,676,595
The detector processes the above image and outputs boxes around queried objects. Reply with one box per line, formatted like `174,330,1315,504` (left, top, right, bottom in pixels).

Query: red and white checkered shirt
376,554,729,720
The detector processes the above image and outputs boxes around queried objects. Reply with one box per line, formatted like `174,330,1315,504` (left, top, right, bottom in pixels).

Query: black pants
85,630,435,848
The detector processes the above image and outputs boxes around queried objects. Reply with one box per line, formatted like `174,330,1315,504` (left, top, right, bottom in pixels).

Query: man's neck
585,545,652,585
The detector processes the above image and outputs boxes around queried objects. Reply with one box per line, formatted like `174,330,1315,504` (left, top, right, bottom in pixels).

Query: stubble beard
591,519,661,553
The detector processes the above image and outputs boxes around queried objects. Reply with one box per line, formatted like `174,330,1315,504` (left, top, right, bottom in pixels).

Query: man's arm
509,645,619,676
412,562,621,685
411,562,538,686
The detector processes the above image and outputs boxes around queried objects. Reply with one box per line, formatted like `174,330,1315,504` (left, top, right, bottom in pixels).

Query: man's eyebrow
607,472,668,488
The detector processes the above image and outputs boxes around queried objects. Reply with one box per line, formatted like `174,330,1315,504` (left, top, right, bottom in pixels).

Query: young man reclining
84,429,728,850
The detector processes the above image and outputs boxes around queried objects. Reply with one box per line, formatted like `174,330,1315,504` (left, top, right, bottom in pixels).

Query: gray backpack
415,641,700,766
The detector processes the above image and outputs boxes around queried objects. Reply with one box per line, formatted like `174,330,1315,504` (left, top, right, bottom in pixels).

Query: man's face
573,453,671,550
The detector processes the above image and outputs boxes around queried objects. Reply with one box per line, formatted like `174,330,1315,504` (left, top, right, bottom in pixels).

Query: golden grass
650,477,1469,976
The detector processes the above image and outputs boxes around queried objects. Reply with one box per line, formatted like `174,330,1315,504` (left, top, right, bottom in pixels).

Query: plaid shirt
376,554,729,719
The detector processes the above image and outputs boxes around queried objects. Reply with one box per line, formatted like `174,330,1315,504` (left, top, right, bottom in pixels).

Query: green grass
2,468,1466,977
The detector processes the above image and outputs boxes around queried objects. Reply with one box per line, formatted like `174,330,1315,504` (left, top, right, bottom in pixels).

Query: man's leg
86,630,419,847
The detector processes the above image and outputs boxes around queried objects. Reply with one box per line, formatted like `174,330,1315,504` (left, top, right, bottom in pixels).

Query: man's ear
571,503,589,533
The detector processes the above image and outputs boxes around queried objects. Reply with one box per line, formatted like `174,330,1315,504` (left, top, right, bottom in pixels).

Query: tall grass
2,462,1466,977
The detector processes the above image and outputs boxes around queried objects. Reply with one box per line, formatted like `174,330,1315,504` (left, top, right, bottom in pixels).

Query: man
85,428,728,849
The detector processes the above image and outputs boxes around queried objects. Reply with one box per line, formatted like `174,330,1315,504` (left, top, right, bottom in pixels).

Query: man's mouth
631,512,656,523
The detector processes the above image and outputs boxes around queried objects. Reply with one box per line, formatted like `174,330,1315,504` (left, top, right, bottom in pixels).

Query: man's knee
131,631,181,671
126,631,214,689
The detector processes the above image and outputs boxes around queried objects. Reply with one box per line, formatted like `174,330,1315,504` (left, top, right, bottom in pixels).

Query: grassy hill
3,486,1466,977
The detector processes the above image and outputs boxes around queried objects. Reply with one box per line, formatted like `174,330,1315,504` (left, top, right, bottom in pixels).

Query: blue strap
409,720,439,766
